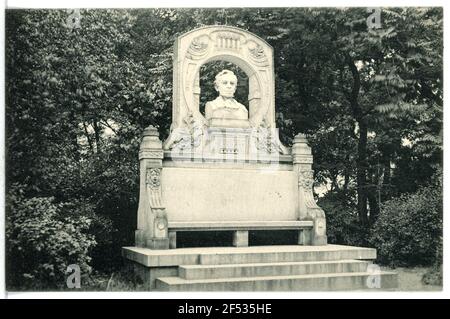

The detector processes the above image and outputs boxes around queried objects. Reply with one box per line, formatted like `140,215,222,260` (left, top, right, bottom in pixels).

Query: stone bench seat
168,220,313,230
168,221,314,248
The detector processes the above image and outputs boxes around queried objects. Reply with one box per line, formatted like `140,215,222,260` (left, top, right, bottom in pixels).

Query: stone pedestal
233,230,249,247
165,126,287,164
135,126,169,249
292,134,327,246
209,118,250,128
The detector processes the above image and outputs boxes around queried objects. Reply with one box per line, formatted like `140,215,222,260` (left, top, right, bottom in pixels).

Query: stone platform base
122,244,397,291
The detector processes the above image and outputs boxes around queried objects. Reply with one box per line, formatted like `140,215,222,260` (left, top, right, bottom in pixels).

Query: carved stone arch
171,25,276,131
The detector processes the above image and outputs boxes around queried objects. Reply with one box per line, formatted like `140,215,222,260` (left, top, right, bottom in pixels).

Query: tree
247,8,443,226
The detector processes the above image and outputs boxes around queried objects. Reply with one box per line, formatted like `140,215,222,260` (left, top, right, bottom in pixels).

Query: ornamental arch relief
170,26,276,133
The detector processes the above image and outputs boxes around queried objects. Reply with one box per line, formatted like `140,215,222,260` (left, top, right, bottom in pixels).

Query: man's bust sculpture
205,70,250,128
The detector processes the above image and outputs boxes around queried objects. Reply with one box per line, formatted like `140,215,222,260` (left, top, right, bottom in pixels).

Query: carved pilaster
292,133,327,246
136,125,169,249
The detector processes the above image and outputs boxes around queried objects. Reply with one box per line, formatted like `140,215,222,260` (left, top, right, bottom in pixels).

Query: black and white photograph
1,2,445,298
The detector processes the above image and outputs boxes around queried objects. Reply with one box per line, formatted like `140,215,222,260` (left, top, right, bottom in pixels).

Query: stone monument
134,25,326,249
123,25,397,291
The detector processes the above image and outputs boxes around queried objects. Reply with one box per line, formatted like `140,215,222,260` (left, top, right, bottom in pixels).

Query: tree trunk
368,167,380,225
343,153,351,195
343,169,350,193
83,121,94,153
331,173,339,192
356,120,369,226
346,53,369,226
368,190,380,225
382,152,392,200
69,110,80,161
93,119,101,153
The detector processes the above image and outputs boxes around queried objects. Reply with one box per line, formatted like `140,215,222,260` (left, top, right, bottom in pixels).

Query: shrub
88,213,119,272
6,184,97,290
369,178,442,267
422,264,443,286
318,191,368,247
422,232,443,286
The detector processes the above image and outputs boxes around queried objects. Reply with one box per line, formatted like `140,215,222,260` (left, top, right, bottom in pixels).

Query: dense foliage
6,184,96,289
317,191,368,247
370,169,442,267
5,8,442,289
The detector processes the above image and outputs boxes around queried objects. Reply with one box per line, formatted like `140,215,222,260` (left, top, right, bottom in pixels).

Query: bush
318,191,368,247
422,265,443,286
370,178,442,267
88,213,119,272
6,184,97,290
422,264,443,286
73,146,139,271
422,231,443,286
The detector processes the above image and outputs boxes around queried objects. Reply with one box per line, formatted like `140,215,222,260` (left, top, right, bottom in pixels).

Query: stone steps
122,245,398,291
179,260,370,280
197,247,376,265
156,271,398,291
122,244,376,267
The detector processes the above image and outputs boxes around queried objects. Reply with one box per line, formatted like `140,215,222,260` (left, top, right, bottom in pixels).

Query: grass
381,266,442,292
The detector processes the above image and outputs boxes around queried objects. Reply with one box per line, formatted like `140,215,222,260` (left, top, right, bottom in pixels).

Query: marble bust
205,70,250,128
